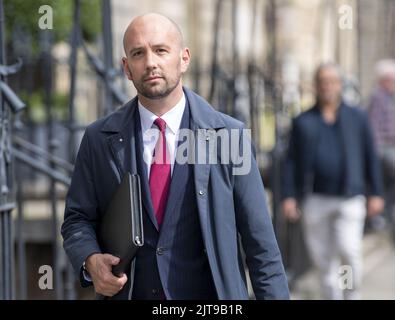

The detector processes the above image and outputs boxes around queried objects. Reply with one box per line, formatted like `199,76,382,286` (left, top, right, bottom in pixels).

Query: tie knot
154,117,167,132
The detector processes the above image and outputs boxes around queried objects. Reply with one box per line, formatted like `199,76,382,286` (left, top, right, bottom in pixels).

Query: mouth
144,76,163,82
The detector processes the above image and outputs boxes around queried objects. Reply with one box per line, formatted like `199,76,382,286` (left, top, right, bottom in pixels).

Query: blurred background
0,0,394,300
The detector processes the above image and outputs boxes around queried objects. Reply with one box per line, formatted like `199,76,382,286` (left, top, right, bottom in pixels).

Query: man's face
380,74,395,95
122,18,190,100
316,67,342,105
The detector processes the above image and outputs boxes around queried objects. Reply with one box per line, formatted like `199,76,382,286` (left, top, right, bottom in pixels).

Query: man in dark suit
61,13,289,300
282,63,384,299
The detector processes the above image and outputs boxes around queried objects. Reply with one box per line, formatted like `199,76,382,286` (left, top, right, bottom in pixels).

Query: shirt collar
138,93,186,134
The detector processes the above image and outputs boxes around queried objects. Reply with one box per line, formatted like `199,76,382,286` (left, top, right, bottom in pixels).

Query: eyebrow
129,47,144,55
128,43,172,55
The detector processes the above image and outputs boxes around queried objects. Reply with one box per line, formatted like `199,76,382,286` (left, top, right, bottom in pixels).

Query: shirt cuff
82,262,92,282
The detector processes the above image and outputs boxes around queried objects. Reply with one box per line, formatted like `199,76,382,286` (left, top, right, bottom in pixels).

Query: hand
367,196,385,218
85,253,128,297
282,198,301,222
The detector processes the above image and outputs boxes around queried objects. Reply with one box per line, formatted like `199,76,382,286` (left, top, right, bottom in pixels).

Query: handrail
13,136,74,173
11,147,71,187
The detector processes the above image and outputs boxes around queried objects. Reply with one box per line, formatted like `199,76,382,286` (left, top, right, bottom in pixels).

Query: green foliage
4,0,101,53
19,89,70,123
4,0,102,123
52,91,69,120
18,90,45,123
80,0,102,42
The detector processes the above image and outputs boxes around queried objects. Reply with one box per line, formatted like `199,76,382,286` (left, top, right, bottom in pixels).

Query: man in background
368,59,395,240
282,63,384,299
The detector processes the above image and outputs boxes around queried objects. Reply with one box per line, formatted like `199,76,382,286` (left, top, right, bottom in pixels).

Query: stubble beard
136,75,181,100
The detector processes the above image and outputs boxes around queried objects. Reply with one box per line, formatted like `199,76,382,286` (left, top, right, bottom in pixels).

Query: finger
116,274,128,286
102,290,117,297
99,281,124,295
103,254,120,266
110,256,120,266
96,267,121,286
105,283,124,293
105,279,126,294
96,283,120,297
104,272,127,287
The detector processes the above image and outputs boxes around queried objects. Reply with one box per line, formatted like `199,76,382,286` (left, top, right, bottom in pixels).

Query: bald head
314,62,343,85
121,12,191,106
123,13,184,55
314,63,343,106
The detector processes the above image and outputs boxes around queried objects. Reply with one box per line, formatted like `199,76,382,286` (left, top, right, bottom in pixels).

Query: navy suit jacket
61,87,290,300
282,102,383,201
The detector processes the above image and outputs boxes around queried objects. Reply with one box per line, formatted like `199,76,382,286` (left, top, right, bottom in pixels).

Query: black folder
98,172,144,277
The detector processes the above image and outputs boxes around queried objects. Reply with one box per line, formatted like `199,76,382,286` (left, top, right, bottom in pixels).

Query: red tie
149,118,171,228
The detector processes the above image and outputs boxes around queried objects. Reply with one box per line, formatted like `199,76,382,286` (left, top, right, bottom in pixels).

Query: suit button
156,247,164,255
199,190,205,196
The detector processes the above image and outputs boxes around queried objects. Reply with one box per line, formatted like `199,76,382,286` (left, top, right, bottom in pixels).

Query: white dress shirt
138,93,186,178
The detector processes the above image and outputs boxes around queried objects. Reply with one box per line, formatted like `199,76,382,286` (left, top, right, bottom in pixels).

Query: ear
122,57,133,80
180,47,191,73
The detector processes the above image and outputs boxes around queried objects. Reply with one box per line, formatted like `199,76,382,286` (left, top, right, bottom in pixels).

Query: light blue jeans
301,194,366,300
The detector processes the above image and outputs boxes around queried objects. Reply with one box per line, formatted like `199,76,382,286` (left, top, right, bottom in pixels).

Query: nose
145,50,158,70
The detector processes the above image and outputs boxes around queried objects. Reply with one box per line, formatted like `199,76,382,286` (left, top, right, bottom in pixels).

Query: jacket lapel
102,98,138,182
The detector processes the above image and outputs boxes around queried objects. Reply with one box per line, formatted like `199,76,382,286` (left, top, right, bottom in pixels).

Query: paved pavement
290,229,395,300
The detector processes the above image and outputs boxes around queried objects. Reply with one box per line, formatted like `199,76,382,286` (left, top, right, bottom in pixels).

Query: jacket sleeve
233,127,290,300
362,112,384,196
61,129,102,286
